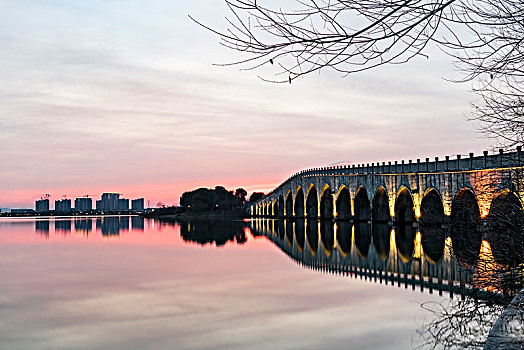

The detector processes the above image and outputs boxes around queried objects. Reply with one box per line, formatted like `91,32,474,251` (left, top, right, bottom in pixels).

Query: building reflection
74,218,92,235
35,220,50,236
96,217,130,237
131,216,145,231
55,220,71,233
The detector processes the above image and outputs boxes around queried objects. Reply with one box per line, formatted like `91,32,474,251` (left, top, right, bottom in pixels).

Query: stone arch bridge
249,148,524,257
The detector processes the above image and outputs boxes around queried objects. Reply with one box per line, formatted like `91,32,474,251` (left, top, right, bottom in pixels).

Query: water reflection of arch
336,186,351,220
294,219,305,252
285,220,294,247
252,219,482,299
277,220,285,241
372,186,390,222
486,190,524,266
294,187,305,218
285,190,293,218
394,186,415,223
450,187,482,267
354,222,371,258
320,220,334,256
372,223,390,261
306,185,318,219
420,188,446,264
354,186,370,222
395,223,415,263
320,185,334,220
305,219,319,255
336,221,352,256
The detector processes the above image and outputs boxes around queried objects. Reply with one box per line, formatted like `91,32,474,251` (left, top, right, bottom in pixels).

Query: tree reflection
414,297,506,350
179,219,246,246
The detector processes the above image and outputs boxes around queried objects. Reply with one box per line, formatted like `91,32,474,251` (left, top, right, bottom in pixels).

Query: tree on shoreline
180,186,247,212
248,192,265,203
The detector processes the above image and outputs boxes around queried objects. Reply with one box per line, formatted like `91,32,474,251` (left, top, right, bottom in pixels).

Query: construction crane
34,193,51,200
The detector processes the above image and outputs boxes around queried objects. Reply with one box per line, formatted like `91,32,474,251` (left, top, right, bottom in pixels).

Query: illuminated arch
336,185,351,220
394,186,415,223
278,194,285,218
372,186,390,222
294,187,305,218
319,184,333,219
450,187,482,267
353,186,370,221
420,188,445,264
486,190,524,266
285,190,293,218
306,184,318,219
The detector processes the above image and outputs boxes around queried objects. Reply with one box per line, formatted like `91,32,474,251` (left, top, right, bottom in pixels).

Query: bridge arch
394,186,415,223
372,186,390,222
273,198,279,218
319,184,334,219
450,187,482,267
294,187,305,218
278,194,285,218
354,186,371,222
285,190,293,218
306,184,318,219
486,190,524,266
420,188,445,263
267,201,273,217
336,186,351,220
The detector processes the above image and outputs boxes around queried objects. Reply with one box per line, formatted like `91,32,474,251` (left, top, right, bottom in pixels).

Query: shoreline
140,210,246,221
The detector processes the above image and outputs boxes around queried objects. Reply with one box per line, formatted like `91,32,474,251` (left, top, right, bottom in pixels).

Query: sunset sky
0,1,491,208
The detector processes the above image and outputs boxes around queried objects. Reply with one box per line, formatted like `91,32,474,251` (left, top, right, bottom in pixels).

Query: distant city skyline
0,1,491,208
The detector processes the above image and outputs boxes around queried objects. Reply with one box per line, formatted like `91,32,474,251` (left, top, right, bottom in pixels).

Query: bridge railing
250,147,524,209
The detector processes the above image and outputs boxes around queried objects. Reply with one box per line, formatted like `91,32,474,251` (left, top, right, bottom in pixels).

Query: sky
0,0,492,208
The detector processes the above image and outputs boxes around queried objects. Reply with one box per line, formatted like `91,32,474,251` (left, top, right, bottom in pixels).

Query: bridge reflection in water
250,219,522,300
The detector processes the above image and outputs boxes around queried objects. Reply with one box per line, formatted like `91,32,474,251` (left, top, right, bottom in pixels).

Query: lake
0,216,508,349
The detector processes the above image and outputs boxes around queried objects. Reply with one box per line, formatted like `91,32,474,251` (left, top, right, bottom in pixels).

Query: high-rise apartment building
36,199,50,212
75,197,92,211
55,199,72,212
100,193,120,211
131,198,144,211
118,198,129,211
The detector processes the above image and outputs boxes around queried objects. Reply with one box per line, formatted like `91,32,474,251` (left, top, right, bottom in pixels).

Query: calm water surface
0,216,496,349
